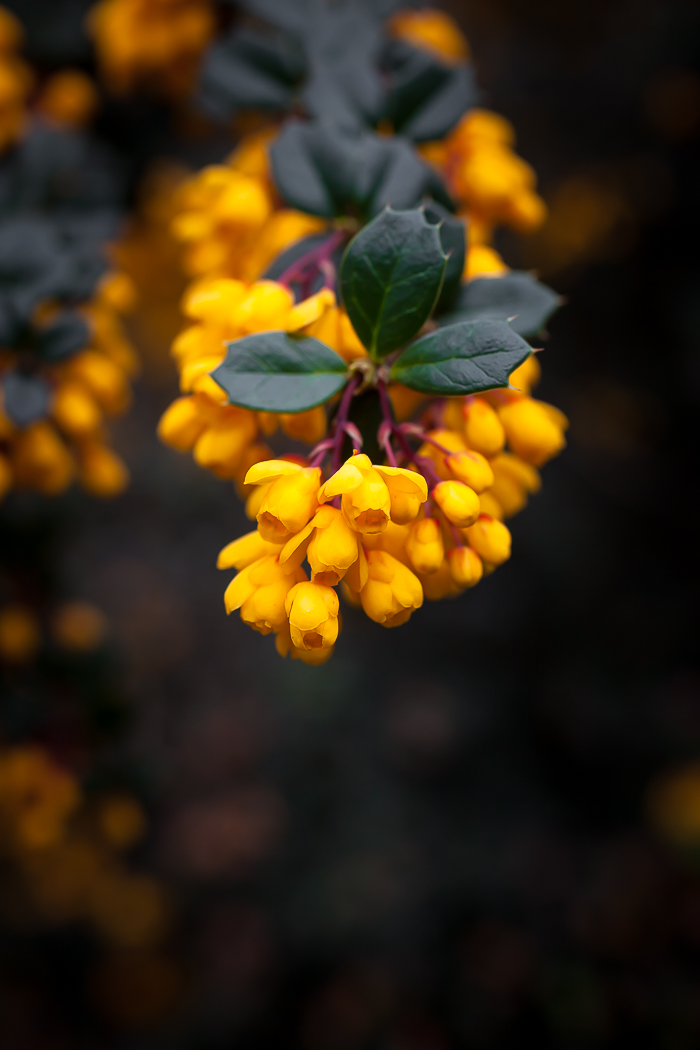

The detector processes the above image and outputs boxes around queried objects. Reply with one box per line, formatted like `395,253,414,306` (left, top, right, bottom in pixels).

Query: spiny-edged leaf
422,200,466,313
390,319,532,396
440,272,562,337
339,207,446,360
269,121,453,220
211,331,348,413
1,371,51,427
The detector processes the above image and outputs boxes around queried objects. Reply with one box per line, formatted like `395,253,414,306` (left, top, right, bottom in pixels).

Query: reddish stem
278,229,348,290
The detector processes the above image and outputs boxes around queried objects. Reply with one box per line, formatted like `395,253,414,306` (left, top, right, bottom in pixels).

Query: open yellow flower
285,581,339,651
224,555,305,635
245,460,322,543
360,550,423,628
318,453,428,536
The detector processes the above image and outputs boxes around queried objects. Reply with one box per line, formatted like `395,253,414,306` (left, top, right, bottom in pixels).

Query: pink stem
331,372,361,473
278,229,348,290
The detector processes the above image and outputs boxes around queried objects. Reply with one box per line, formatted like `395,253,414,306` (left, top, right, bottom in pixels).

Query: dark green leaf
211,331,348,413
390,319,532,396
422,200,466,312
400,63,480,142
269,121,453,220
381,40,480,141
339,206,447,359
197,28,301,121
441,272,561,337
2,371,51,426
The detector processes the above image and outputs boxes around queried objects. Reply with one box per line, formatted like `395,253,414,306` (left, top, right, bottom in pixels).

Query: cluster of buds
0,6,31,153
219,337,567,664
0,272,138,500
88,0,215,97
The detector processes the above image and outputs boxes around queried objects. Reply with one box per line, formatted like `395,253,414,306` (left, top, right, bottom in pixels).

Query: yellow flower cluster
0,273,139,500
0,745,168,946
218,349,568,664
219,454,430,665
88,0,215,97
0,5,32,153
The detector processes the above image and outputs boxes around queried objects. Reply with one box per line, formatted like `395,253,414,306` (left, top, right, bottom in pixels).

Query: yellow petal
375,465,428,500
318,461,363,501
279,518,317,571
244,459,302,486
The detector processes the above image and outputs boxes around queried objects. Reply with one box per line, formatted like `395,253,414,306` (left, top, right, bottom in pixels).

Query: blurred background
2,0,700,1045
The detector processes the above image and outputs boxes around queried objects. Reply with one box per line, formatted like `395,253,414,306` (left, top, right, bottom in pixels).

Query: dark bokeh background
3,0,700,1045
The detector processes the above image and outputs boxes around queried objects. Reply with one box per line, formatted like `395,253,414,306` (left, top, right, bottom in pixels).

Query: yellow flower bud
285,581,339,651
507,353,541,395
256,466,321,543
67,351,130,413
462,397,505,457
224,555,303,634
12,423,74,495
0,452,12,501
280,406,327,444
507,189,548,233
497,398,567,466
157,396,207,451
0,605,40,663
51,601,108,652
275,622,334,665
193,411,257,478
285,288,335,332
488,453,541,519
79,442,129,498
363,520,412,565
97,272,137,315
0,7,24,52
418,558,461,601
445,449,494,492
233,441,273,497
388,9,469,64
448,546,483,589
360,550,423,628
306,506,362,586
405,517,444,575
419,427,467,479
217,530,282,571
233,280,295,334
210,173,271,229
432,479,480,528
464,245,509,281
246,482,270,520
477,490,504,520
463,514,511,566
319,454,427,536
319,454,390,536
181,277,247,326
52,381,102,437
37,69,98,128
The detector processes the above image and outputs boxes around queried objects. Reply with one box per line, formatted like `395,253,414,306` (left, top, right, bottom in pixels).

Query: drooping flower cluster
88,0,215,97
150,4,567,662
0,268,138,500
0,5,31,153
